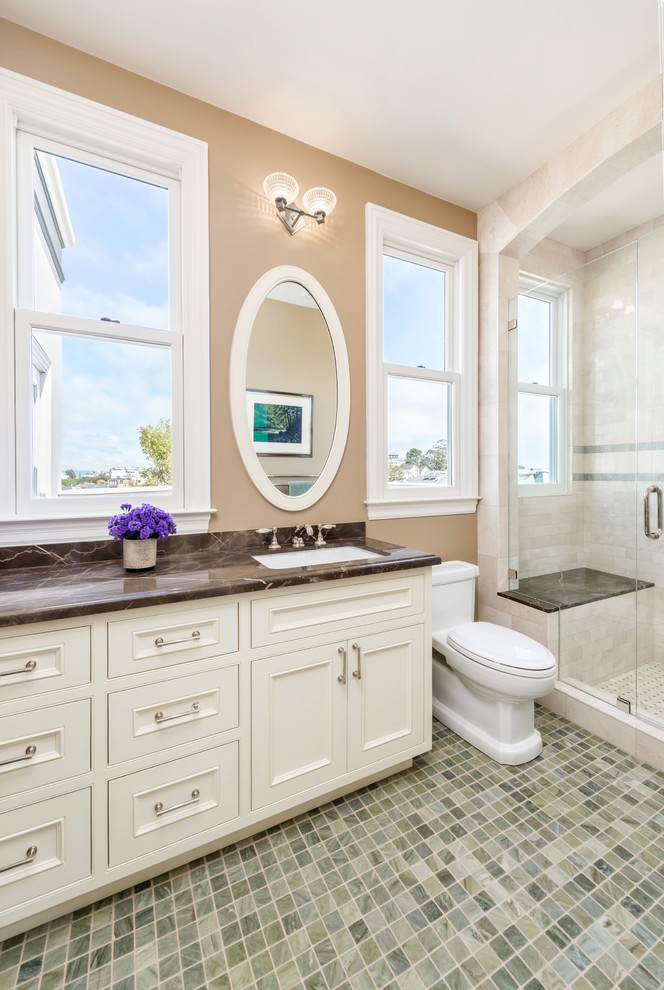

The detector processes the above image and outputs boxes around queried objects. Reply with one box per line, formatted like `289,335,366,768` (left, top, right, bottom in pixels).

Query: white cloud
61,284,169,330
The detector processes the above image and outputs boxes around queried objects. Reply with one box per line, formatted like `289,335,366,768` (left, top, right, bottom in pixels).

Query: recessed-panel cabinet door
251,643,346,810
347,624,425,771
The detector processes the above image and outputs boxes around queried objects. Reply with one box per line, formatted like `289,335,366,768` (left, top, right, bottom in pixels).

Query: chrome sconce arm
264,173,336,235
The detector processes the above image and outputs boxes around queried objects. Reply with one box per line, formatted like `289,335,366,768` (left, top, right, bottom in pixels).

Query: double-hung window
366,204,478,518
517,278,568,494
0,69,210,543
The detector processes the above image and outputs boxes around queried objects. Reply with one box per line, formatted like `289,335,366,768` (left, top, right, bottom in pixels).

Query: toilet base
432,657,543,765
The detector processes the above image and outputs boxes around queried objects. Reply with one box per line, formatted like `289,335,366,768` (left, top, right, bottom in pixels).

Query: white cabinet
251,623,426,810
0,789,91,924
0,566,431,940
251,642,347,808
347,625,425,771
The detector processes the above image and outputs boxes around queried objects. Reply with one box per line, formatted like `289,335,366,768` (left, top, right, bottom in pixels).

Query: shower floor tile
595,659,664,723
4,708,664,990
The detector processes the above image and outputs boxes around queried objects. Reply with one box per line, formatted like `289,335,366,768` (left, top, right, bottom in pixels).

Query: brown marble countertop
0,524,440,628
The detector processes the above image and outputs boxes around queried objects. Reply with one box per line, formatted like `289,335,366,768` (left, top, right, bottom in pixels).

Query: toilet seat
447,622,556,678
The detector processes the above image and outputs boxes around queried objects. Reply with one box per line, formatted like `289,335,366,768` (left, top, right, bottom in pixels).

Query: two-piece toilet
431,561,557,765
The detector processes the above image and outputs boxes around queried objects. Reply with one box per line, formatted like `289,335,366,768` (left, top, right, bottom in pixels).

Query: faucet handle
256,527,280,549
315,523,335,547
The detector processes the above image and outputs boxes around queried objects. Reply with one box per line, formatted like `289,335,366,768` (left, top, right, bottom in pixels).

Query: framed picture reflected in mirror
247,388,313,456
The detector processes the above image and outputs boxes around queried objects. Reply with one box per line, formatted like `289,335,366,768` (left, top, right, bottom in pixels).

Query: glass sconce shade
302,186,337,218
264,172,299,205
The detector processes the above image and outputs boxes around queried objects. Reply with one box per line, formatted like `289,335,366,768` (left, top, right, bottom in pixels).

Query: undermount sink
252,545,384,569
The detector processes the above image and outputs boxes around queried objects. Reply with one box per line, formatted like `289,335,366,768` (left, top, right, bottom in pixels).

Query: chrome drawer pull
0,845,37,874
154,630,201,648
0,660,37,678
154,788,200,817
154,702,201,724
0,744,37,768
352,642,362,680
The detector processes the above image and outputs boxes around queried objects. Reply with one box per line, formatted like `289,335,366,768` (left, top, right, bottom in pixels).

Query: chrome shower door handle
643,485,662,540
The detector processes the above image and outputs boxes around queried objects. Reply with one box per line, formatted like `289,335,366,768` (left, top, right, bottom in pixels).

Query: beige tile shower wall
581,482,637,578
559,588,653,687
517,491,584,579
579,246,637,449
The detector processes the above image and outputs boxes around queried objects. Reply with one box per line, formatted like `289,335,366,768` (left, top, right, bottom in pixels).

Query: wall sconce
264,172,337,235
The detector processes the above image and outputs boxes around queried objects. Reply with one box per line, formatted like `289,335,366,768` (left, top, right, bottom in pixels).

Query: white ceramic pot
122,538,158,571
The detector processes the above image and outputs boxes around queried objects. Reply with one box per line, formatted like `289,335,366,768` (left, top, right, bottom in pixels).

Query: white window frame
517,277,569,497
365,203,478,519
0,68,211,544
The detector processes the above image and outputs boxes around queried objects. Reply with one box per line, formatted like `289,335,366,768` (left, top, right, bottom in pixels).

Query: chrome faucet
292,524,314,548
315,524,335,548
256,527,280,549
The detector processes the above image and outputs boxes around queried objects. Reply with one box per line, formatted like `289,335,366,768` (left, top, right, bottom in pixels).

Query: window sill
0,509,215,547
518,485,569,497
365,496,479,520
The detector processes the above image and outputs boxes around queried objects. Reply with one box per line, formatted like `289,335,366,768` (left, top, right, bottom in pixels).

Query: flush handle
644,485,662,540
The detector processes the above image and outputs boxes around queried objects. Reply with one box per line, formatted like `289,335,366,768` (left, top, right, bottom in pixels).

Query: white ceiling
0,0,660,219
552,152,664,252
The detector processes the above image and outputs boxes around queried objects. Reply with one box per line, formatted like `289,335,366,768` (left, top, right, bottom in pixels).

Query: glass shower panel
556,242,639,706
635,220,664,728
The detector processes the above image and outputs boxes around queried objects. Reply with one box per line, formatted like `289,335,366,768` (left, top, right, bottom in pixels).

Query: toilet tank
431,561,479,634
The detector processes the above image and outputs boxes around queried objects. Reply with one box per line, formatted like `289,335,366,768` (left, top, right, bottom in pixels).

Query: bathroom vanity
0,529,437,938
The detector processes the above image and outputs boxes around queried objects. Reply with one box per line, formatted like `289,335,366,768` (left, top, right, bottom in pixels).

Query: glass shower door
635,219,664,729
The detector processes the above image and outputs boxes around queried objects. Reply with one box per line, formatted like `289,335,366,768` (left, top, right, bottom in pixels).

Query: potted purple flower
108,503,177,571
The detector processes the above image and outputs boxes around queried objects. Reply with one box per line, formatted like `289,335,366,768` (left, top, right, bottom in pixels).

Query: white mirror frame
230,266,350,511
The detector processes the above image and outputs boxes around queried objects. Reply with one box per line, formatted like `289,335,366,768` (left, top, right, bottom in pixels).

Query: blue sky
39,153,171,471
383,255,448,461
518,293,552,475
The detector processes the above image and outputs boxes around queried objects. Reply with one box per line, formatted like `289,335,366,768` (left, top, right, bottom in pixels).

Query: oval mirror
230,266,350,510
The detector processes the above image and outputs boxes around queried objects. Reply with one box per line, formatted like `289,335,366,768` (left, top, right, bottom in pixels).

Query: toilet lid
447,622,556,674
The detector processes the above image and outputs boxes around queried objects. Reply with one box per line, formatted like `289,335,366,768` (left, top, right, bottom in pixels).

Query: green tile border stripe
574,442,664,453
573,473,664,481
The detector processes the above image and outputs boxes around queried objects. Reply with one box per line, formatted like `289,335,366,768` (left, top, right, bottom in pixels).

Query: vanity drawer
251,574,425,648
107,601,239,678
0,626,90,704
0,699,91,798
107,665,239,765
0,789,91,917
108,742,238,867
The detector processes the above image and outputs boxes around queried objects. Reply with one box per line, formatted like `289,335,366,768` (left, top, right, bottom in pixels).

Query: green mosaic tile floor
3,708,664,990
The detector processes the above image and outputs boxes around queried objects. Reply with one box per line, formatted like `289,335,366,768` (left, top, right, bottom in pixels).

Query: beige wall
0,18,477,563
248,298,335,481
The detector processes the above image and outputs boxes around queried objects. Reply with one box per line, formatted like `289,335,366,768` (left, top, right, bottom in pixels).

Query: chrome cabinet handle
154,702,201,724
0,845,37,874
644,485,662,540
337,647,347,684
352,642,361,680
154,788,200,817
154,630,201,648
0,744,37,768
0,659,37,678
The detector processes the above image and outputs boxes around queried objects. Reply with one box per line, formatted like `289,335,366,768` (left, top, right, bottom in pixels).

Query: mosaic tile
4,710,664,989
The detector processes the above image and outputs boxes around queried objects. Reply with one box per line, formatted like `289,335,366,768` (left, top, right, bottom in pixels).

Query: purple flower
107,503,177,541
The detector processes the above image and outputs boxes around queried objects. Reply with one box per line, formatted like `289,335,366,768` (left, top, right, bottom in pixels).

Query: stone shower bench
498,567,654,613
